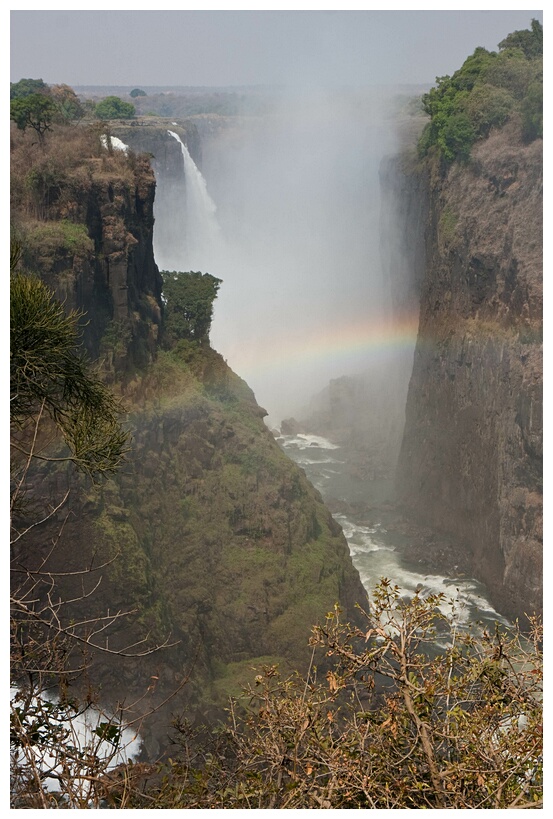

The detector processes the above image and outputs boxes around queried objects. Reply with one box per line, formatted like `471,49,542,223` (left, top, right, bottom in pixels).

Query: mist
153,87,413,426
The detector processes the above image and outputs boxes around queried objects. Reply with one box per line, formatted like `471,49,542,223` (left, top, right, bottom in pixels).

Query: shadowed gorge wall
397,122,542,621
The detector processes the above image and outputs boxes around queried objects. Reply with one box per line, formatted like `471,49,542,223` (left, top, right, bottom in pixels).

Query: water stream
279,431,509,636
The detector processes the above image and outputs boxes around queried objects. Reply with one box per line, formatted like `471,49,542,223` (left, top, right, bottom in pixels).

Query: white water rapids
279,431,509,638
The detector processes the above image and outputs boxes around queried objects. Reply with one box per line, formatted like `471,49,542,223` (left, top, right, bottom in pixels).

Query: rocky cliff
12,126,163,376
397,122,542,621
31,340,366,757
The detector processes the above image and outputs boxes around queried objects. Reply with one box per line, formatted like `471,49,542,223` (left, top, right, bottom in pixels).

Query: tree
463,83,514,138
161,270,222,344
130,88,147,98
10,263,153,807
10,273,129,478
437,112,476,162
499,18,543,59
50,83,85,123
10,77,48,99
94,96,135,120
10,94,57,145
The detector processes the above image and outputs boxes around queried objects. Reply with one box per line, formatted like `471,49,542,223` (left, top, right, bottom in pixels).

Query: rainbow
227,312,421,380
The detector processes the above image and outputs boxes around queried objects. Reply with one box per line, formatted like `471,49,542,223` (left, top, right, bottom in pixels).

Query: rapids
279,431,510,637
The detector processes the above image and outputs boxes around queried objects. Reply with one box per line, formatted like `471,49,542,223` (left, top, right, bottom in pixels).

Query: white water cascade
166,130,222,271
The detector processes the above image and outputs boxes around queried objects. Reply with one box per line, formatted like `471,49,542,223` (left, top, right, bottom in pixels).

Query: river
278,430,510,637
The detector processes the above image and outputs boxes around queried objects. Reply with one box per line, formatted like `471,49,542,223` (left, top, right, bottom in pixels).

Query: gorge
112,88,542,627
11,63,542,792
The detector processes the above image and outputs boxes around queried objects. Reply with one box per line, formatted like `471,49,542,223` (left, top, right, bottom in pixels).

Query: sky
10,6,544,90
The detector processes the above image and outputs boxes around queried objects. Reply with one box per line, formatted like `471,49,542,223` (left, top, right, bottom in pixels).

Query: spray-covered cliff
396,121,542,621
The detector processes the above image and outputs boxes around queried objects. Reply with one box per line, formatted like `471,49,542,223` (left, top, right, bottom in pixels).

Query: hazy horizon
11,10,543,90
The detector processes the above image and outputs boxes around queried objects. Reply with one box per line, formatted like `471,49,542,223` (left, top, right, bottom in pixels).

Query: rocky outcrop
113,118,202,178
21,144,163,376
397,122,542,621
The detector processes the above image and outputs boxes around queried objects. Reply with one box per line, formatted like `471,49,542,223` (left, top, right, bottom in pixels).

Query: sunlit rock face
397,122,542,622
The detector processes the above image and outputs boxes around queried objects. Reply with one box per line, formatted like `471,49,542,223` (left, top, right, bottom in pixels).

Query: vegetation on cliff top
11,79,85,139
94,95,136,120
419,19,542,162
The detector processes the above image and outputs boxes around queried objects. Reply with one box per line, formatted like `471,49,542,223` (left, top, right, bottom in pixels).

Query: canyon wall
396,122,542,621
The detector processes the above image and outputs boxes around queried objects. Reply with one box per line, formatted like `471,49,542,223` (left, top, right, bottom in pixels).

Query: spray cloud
155,88,413,426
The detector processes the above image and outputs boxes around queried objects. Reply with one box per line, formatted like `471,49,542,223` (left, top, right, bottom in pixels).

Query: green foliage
161,270,222,345
463,83,514,137
438,206,458,246
419,20,543,162
10,272,129,476
94,95,135,120
484,49,536,100
24,220,93,260
11,79,84,127
499,18,543,59
521,79,543,141
130,88,147,98
437,111,475,162
11,94,57,143
10,77,48,99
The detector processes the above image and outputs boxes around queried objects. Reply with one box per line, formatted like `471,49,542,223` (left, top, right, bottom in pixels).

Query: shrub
95,96,135,120
464,83,515,137
120,581,542,809
438,112,476,162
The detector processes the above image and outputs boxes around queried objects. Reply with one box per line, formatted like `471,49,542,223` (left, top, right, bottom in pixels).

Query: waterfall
167,130,221,271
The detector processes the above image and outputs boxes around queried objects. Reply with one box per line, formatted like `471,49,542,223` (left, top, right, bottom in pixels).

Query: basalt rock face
113,120,203,272
397,123,542,621
23,149,163,376
113,119,202,179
